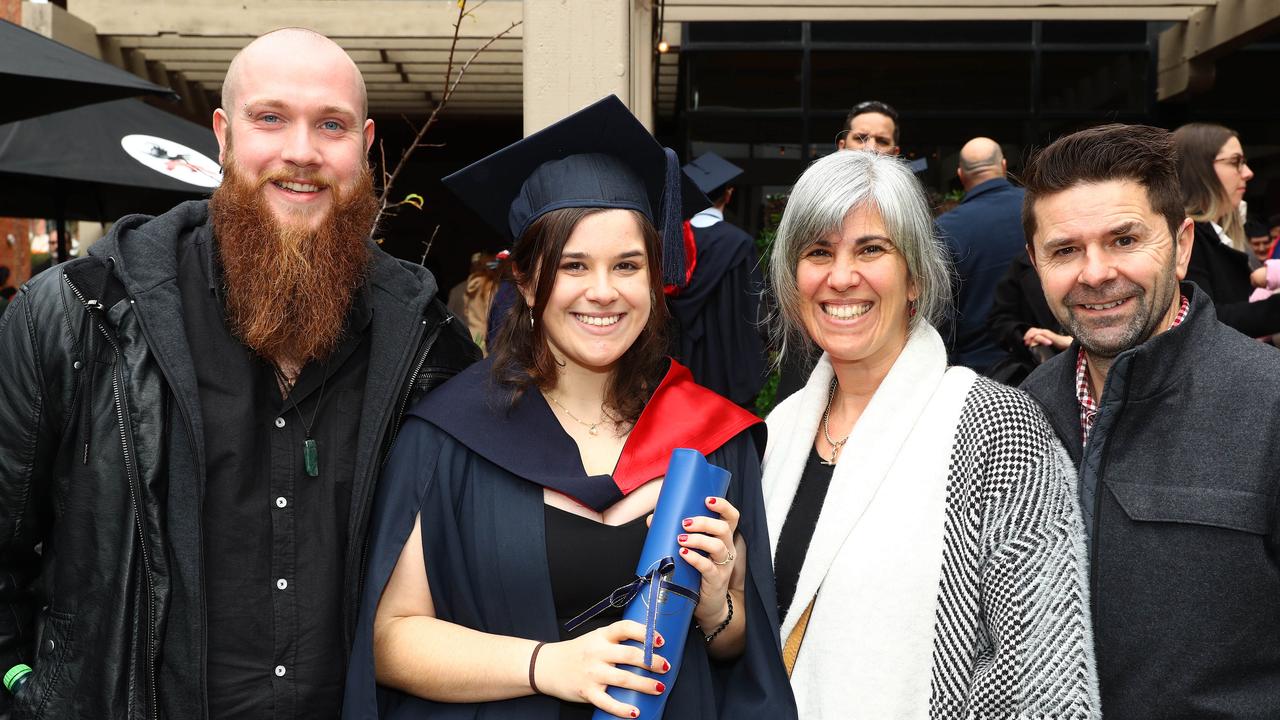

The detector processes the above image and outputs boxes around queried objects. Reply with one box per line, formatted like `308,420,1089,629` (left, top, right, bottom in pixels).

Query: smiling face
213,31,374,234
795,204,916,375
522,209,653,378
1213,135,1253,209
1030,179,1193,359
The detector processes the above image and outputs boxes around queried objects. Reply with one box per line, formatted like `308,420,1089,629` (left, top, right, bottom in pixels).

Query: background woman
342,96,795,720
762,150,1097,718
1172,122,1280,337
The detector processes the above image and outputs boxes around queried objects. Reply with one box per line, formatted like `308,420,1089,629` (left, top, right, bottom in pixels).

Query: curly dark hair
489,207,670,427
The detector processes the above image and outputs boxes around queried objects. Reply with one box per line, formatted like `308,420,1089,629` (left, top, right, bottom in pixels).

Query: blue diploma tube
594,448,731,720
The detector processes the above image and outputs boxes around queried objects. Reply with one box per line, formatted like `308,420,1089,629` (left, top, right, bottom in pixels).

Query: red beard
209,151,379,366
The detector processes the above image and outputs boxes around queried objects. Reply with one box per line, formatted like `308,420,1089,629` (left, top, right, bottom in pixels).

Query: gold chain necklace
820,377,850,466
546,392,609,436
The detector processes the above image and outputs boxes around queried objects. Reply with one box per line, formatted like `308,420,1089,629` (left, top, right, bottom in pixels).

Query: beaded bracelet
701,592,733,643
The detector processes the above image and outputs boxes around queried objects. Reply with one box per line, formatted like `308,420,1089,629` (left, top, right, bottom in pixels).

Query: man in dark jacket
0,29,478,719
1019,123,1280,719
935,137,1028,373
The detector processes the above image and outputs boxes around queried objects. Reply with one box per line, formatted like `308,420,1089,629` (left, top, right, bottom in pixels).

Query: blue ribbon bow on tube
564,556,700,667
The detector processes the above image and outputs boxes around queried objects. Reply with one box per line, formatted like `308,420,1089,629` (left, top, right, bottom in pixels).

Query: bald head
956,137,1005,190
222,28,367,120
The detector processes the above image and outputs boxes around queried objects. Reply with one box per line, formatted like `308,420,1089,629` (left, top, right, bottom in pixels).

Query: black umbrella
0,98,222,260
0,19,178,125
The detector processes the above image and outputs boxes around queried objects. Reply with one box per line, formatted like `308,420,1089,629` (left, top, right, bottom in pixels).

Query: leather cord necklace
273,362,329,478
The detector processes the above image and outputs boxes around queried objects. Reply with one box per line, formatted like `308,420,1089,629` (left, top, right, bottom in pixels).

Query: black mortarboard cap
442,95,708,287
682,152,743,196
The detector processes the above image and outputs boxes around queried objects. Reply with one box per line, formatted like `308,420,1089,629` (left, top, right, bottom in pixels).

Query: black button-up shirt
179,238,371,719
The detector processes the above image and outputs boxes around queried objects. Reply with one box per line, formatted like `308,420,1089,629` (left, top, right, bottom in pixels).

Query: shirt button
274,417,286,428
276,578,288,590
274,665,286,677
275,497,287,508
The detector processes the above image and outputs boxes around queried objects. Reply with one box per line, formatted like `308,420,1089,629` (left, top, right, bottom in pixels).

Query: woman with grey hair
762,150,1098,719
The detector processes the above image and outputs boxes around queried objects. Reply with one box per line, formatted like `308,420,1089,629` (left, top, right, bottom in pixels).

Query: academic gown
342,357,797,720
667,221,767,407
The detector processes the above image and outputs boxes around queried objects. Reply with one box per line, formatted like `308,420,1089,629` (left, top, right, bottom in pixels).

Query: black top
773,446,837,624
179,238,371,720
1187,221,1280,337
545,505,648,720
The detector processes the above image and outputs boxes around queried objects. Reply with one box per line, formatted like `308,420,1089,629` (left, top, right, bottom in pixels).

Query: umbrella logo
120,134,222,188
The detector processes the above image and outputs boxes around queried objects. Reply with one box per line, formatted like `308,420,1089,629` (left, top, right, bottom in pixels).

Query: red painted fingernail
678,534,688,542
680,548,689,555
683,519,692,527
655,682,666,693
655,634,664,646
708,497,717,505
662,660,670,672
631,711,638,718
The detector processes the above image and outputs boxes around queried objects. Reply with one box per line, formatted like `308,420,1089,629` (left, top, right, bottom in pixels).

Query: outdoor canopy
0,97,221,222
0,19,177,125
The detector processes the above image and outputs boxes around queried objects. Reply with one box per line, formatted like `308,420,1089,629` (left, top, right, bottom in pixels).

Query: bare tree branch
420,224,441,266
372,0,522,238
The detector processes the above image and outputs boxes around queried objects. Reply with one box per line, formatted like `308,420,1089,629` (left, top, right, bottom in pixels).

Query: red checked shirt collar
1077,295,1189,444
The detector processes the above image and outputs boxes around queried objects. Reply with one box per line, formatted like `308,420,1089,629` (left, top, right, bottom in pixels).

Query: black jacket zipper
65,275,160,720
346,313,451,649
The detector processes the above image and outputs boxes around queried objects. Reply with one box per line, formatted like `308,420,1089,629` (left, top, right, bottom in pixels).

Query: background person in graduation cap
669,152,767,407
343,96,796,720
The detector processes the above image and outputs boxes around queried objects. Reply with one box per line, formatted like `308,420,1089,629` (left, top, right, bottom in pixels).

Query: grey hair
767,149,952,365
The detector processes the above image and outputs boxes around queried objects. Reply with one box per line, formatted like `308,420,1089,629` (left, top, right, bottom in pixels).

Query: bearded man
1019,124,1280,719
0,28,477,719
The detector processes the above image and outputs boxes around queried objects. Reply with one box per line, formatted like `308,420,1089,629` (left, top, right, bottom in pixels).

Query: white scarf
763,322,976,720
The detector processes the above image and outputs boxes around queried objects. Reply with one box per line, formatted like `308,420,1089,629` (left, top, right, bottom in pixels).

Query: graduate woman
343,96,795,720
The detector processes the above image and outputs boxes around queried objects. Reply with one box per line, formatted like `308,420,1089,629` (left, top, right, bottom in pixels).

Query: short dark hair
1020,123,1185,247
844,100,900,144
707,183,731,205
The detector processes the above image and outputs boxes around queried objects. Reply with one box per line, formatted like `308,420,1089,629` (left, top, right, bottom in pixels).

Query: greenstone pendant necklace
274,363,328,478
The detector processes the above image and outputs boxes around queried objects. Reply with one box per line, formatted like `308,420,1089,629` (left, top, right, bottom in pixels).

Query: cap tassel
659,147,685,289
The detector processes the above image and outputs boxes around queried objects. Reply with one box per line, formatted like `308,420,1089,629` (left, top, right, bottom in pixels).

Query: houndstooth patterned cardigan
763,323,1099,720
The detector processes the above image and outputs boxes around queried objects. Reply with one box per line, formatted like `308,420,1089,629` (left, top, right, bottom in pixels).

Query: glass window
687,52,802,110
1185,46,1280,115
1040,51,1148,113
810,51,1033,112
811,21,1032,45
1041,21,1147,45
686,22,801,44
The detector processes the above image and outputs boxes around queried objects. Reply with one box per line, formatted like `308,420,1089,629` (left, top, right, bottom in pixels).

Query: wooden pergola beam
1157,0,1280,100
67,0,522,39
663,1,1208,22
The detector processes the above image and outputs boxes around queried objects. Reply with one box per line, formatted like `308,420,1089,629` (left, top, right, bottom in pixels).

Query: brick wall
0,219,33,288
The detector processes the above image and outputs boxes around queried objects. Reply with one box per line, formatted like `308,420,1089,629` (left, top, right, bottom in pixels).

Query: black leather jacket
0,201,478,719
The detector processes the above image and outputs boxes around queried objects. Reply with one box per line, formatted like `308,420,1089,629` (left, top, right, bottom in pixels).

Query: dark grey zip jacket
0,201,479,719
1021,283,1280,720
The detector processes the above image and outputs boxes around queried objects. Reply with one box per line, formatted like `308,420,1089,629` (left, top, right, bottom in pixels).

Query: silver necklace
821,377,850,466
546,392,608,436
